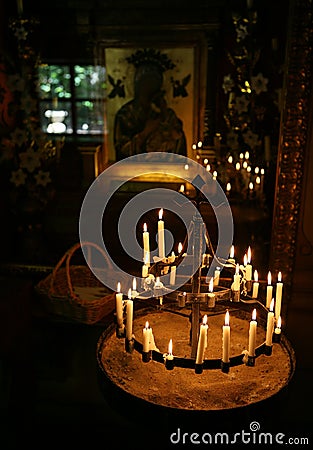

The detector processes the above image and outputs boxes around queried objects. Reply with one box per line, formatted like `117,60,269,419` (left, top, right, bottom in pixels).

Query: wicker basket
35,241,115,324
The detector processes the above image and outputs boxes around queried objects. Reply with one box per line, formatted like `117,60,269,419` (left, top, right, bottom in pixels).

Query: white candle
142,321,151,353
158,208,165,259
196,315,208,364
126,289,133,341
131,277,138,298
266,299,275,346
142,262,149,278
266,271,273,308
252,270,259,298
222,310,231,363
169,266,176,285
115,282,124,328
143,223,150,266
248,308,257,357
233,263,241,291
213,267,221,287
275,271,283,321
245,246,252,281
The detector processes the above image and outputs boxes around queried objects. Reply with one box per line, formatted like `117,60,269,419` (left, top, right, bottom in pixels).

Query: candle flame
235,162,241,171
179,184,185,193
240,153,244,159
230,245,234,259
192,143,197,150
178,242,183,254
256,176,261,184
225,310,230,326
198,141,203,148
255,166,260,174
132,277,137,291
159,208,163,220
117,281,121,293
209,277,214,293
270,298,275,312
252,308,257,321
127,288,132,299
268,271,272,285
204,158,208,165
245,151,250,160
277,316,282,328
254,270,258,282
243,161,248,169
206,164,211,172
244,254,247,266
184,164,189,170
183,291,187,297
228,155,233,164
247,246,251,264
168,339,173,355
249,182,254,190
213,170,218,178
226,182,231,191
235,263,239,275
202,314,208,326
278,271,282,282
261,168,265,175
143,222,147,232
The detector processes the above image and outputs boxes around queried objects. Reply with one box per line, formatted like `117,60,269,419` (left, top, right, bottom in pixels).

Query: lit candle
226,183,231,195
165,339,174,370
265,299,275,347
275,272,283,321
266,271,273,308
273,316,282,342
131,277,138,298
227,155,233,164
213,266,221,287
233,263,241,291
126,289,133,341
115,282,124,328
178,242,183,255
248,308,257,357
245,246,252,282
222,310,231,363
179,184,185,193
236,162,241,171
158,208,165,259
228,245,235,264
252,270,259,298
143,223,150,266
142,321,151,353
170,265,176,285
196,315,208,365
208,277,215,307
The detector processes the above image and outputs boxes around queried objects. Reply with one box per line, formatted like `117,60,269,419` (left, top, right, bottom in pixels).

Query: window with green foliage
38,64,106,139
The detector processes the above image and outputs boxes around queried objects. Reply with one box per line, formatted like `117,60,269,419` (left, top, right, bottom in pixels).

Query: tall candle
266,271,273,308
142,321,151,353
233,263,241,291
222,310,231,363
115,282,124,328
196,315,208,364
126,290,133,341
143,223,150,266
213,267,221,287
275,271,283,320
245,246,252,281
266,299,275,346
158,208,165,259
248,308,257,357
170,266,176,285
252,270,259,298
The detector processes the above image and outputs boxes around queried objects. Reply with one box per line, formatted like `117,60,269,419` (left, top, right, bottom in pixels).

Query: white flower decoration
242,130,261,148
34,170,51,187
234,95,249,113
222,75,235,94
19,148,41,173
251,73,269,95
10,169,27,187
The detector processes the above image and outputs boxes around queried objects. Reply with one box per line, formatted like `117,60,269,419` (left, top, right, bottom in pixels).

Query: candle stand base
116,326,125,339
273,333,281,343
264,345,273,356
142,351,151,363
165,358,175,370
246,355,256,367
221,361,230,373
195,363,203,374
125,338,135,353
